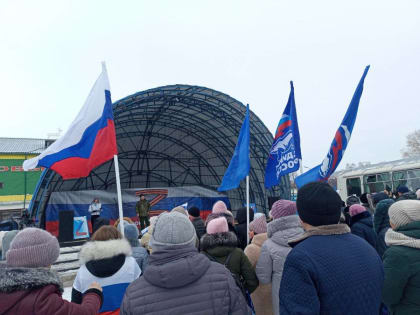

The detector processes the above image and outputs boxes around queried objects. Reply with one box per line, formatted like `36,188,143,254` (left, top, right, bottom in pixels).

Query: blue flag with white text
218,105,250,191
295,66,370,188
265,81,302,188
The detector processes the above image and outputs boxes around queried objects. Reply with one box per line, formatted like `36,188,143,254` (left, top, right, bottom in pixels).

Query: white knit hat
389,200,420,229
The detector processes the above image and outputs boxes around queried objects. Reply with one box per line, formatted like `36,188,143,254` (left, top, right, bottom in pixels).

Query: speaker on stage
58,210,74,242
268,196,281,210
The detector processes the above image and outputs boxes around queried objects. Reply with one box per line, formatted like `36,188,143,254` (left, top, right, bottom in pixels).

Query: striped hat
271,200,297,219
389,200,420,229
249,215,267,234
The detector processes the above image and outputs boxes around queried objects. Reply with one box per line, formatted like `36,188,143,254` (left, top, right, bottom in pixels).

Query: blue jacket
279,224,384,315
350,211,377,249
374,199,394,258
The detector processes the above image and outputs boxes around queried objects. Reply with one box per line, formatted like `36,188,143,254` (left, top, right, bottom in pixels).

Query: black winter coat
191,217,206,240
350,211,377,249
235,208,254,250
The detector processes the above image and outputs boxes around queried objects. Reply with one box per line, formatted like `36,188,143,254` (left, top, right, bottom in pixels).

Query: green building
0,138,53,210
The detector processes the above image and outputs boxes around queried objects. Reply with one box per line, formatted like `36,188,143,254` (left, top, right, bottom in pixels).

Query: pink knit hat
349,204,367,217
7,227,60,268
249,215,267,234
212,201,228,214
271,200,297,219
206,217,228,234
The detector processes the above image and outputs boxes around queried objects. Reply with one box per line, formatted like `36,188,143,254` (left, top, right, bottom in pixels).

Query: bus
335,157,420,201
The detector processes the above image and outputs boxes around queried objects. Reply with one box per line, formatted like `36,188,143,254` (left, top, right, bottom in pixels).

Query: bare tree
402,129,420,158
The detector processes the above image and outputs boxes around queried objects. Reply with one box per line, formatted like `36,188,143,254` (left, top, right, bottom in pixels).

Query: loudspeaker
58,210,74,242
268,197,281,210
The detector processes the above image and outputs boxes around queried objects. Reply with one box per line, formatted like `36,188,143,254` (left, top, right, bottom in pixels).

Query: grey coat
131,246,149,273
256,215,303,315
120,245,251,315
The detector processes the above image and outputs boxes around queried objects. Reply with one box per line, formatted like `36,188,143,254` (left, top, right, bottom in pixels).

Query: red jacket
0,267,102,315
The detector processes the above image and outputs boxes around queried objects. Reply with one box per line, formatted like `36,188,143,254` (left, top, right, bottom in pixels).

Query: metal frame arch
30,84,290,221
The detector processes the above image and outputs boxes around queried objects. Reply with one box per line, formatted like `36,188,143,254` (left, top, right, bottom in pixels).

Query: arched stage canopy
30,85,290,222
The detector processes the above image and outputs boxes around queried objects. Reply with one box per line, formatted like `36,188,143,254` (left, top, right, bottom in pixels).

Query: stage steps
53,245,82,287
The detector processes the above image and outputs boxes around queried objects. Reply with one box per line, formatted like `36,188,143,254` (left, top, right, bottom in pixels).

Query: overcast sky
1,0,419,170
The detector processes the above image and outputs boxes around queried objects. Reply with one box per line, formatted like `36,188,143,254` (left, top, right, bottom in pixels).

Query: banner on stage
73,216,89,239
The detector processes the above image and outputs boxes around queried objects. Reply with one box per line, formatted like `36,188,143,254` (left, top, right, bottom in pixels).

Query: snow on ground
63,287,72,301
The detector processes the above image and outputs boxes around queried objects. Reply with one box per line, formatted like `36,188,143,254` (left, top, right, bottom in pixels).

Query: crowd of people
0,184,420,314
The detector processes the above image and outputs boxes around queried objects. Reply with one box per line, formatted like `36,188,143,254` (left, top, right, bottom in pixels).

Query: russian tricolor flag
23,64,118,179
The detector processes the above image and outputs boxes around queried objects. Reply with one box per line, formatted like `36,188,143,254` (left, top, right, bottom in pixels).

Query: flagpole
113,155,125,237
246,175,250,245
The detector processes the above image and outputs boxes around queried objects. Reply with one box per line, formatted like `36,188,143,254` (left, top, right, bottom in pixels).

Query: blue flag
295,65,370,188
265,81,302,188
218,104,250,191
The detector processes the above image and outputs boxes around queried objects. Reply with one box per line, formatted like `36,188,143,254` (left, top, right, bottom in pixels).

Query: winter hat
6,228,60,268
297,182,342,226
212,201,228,214
416,189,420,200
124,224,140,247
206,217,229,234
388,200,420,229
397,186,410,194
150,211,196,250
254,213,265,219
249,215,267,234
1,230,19,260
373,192,389,205
188,207,200,218
349,204,367,217
346,195,361,207
360,193,369,204
271,200,297,219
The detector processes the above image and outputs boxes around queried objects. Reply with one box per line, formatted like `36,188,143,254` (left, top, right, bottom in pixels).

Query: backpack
206,251,247,299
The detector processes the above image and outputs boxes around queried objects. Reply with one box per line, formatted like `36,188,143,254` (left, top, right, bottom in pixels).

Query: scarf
385,229,420,249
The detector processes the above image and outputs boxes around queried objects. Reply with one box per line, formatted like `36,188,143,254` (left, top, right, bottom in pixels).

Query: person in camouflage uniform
136,195,151,230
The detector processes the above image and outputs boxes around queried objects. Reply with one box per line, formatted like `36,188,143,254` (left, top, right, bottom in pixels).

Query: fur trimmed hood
268,215,304,247
250,233,267,248
0,267,62,293
79,238,132,264
200,232,238,251
289,224,350,247
205,212,235,226
350,211,372,227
